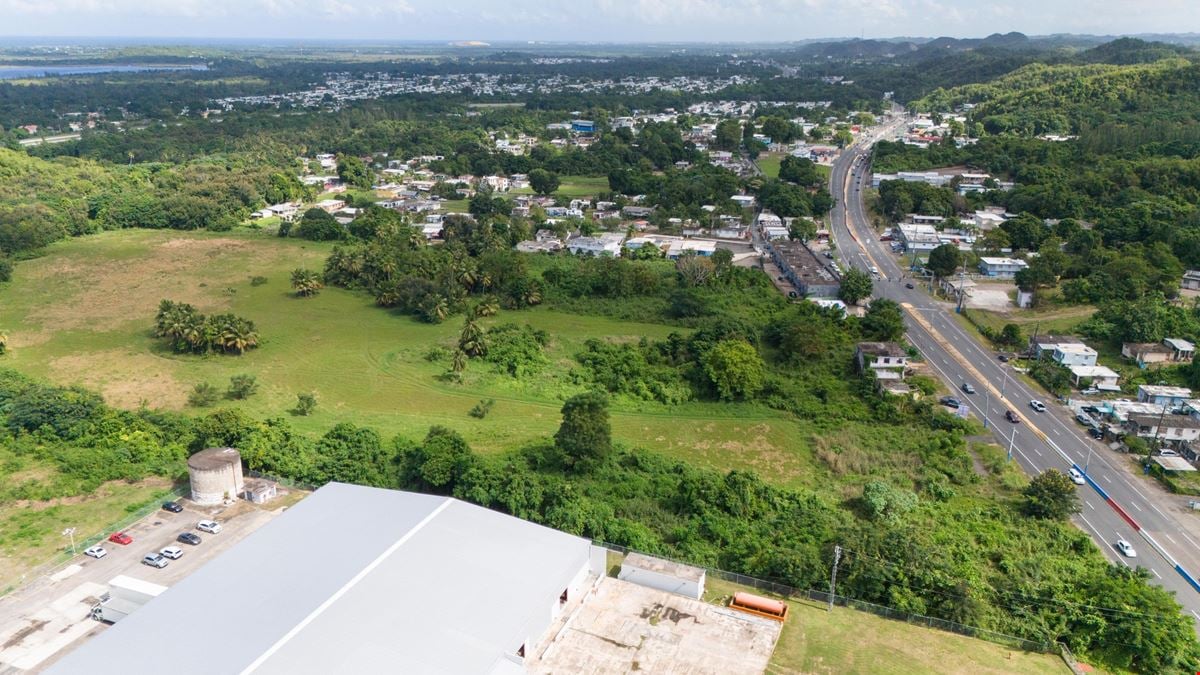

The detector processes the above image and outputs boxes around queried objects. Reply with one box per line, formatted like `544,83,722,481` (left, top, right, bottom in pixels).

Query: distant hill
1077,37,1194,64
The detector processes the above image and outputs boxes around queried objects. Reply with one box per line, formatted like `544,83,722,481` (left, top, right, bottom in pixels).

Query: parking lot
0,495,295,672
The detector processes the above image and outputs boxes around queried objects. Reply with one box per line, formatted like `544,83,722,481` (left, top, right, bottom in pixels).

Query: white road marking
1150,567,1162,579
1102,475,1112,483
1165,533,1179,545
1033,447,1043,457
1129,501,1142,512
1192,610,1200,620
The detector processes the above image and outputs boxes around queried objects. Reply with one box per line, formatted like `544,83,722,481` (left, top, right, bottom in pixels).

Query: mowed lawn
0,229,810,459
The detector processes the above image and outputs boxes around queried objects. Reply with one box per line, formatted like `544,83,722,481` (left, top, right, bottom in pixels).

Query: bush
227,374,258,400
0,258,12,282
295,392,317,415
249,276,268,287
188,382,221,407
468,398,495,419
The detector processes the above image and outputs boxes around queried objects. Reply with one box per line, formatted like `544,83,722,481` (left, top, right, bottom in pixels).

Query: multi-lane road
828,118,1200,623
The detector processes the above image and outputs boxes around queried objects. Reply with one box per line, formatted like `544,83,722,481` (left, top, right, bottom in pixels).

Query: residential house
1053,343,1098,368
1125,414,1200,447
1182,270,1200,291
621,206,655,219
1137,385,1193,408
567,233,624,257
977,257,1028,279
1122,342,1173,367
1164,338,1196,362
665,240,717,259
1067,365,1121,390
730,195,755,208
855,342,912,396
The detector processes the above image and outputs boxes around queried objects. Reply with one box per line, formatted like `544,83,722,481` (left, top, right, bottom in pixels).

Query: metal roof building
51,483,603,675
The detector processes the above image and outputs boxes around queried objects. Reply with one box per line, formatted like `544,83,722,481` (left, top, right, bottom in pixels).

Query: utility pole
62,527,76,555
828,544,842,612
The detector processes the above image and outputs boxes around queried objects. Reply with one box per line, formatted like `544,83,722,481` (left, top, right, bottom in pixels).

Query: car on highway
1075,412,1096,427
1115,539,1137,558
905,282,915,289
162,501,183,513
1029,400,1047,413
870,265,879,275
1068,467,1086,485
939,396,961,408
1088,427,1104,439
197,520,222,534
1005,410,1020,423
961,383,976,395
141,553,169,569
160,546,184,560
108,532,133,546
84,545,107,559
177,532,202,546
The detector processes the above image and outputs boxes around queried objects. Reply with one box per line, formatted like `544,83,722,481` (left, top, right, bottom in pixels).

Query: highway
827,117,1200,623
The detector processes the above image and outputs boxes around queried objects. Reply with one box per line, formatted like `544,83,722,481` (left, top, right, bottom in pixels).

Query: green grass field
507,175,610,200
0,229,809,458
697,577,1066,675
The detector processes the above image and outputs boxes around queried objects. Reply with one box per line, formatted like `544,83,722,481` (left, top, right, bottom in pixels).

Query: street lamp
1008,428,1017,462
62,527,76,555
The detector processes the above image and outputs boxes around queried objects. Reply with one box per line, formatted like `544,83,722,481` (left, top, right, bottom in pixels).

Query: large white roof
51,483,594,675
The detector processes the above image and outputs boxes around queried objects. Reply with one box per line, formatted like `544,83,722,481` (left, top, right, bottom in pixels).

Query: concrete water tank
187,447,245,505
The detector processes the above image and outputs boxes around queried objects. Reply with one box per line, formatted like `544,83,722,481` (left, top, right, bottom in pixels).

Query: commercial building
977,257,1028,279
51,483,604,675
767,240,840,298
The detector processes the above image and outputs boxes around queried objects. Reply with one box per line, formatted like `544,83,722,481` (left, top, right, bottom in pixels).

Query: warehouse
51,483,604,675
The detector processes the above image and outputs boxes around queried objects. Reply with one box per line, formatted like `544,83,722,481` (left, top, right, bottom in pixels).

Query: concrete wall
618,565,704,600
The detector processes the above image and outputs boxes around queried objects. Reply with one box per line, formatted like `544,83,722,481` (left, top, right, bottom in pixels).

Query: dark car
939,396,962,408
961,383,976,395
997,354,1010,362
1005,410,1020,423
1088,427,1104,439
905,282,915,289
177,532,202,546
162,501,183,513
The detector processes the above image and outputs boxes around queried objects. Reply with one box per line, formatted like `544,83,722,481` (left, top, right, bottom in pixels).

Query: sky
0,0,1198,43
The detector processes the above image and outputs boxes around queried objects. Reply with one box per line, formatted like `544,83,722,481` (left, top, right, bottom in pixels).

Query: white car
160,546,184,560
197,520,222,534
1029,400,1047,413
142,553,169,569
1068,468,1085,485
84,545,107,559
1116,539,1137,558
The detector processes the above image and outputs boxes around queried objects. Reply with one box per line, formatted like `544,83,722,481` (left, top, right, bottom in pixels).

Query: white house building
978,257,1028,279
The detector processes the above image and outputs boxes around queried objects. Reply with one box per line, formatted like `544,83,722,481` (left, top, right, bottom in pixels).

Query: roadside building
1182,270,1200,292
1125,414,1200,447
1164,338,1196,362
1053,343,1098,368
977,257,1028,279
1137,385,1193,408
767,240,840,298
567,232,624,257
1122,342,1173,367
1067,365,1120,390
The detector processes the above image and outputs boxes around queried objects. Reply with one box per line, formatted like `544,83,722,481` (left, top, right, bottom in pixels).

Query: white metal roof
51,484,594,675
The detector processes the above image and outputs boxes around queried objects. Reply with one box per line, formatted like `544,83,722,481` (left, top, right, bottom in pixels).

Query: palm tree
474,296,500,318
0,331,8,355
458,318,487,357
291,268,324,297
451,349,467,373
218,317,259,354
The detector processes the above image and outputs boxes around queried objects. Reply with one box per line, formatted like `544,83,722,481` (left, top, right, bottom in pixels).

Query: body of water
0,64,208,80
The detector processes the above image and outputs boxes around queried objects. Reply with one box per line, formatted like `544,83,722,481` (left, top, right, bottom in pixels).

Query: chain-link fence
0,487,182,599
597,541,1051,655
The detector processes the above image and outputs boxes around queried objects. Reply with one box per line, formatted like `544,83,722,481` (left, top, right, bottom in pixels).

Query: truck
91,574,167,623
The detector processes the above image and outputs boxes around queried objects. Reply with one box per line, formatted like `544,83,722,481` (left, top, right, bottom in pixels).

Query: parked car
1081,405,1101,415
961,383,976,395
161,501,183,513
1116,539,1137,558
1005,410,1020,424
1068,467,1086,485
997,354,1010,362
1088,427,1104,440
905,282,915,289
197,520,222,534
141,553,169,569
1075,412,1096,427
84,545,107,559
108,532,133,546
1080,387,1100,396
939,396,962,408
177,532,202,546
1029,400,1047,413
160,546,184,560
1159,449,1181,458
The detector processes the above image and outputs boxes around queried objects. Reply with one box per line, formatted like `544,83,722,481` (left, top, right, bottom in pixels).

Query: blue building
571,119,596,134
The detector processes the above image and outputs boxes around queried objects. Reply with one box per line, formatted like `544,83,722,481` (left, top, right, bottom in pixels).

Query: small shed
618,552,705,600
242,478,279,504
